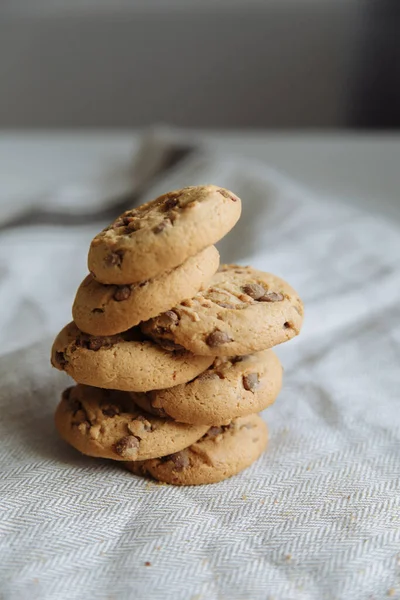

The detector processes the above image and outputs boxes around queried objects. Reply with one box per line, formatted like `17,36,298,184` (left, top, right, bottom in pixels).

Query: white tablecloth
1,131,399,600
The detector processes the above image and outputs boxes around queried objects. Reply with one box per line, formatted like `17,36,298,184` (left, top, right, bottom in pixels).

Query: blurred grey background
0,0,399,129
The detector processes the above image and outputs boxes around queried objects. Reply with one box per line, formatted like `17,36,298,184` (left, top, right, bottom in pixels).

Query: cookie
141,265,304,356
88,185,241,284
72,246,220,336
126,414,268,485
51,322,214,391
55,385,209,461
131,350,282,426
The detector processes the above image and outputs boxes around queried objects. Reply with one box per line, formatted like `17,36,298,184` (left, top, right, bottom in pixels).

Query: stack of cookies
51,185,303,485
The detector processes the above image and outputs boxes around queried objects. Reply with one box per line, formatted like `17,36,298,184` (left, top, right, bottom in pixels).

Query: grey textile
1,133,399,600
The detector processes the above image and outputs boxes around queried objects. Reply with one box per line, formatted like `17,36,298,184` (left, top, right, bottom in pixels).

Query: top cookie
141,265,304,356
88,185,241,284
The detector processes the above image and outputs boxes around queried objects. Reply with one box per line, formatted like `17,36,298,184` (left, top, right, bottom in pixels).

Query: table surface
1,130,399,220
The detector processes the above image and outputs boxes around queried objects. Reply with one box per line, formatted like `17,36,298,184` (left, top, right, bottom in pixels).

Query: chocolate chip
242,373,260,393
155,338,186,352
125,218,142,234
114,435,140,457
55,351,68,369
102,406,120,417
205,423,233,439
114,215,134,229
91,308,104,314
164,310,179,322
164,196,180,211
231,355,250,364
242,283,266,300
145,562,151,567
206,426,224,438
283,321,292,329
165,450,190,471
206,330,233,347
76,334,118,351
150,403,168,419
105,251,124,268
154,311,179,332
152,218,174,234
259,292,284,303
113,286,131,302
88,337,109,351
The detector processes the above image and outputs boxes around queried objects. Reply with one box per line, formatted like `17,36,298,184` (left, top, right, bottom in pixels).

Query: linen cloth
0,131,399,600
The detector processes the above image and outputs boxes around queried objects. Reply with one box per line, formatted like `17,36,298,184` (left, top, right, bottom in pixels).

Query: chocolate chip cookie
131,350,282,426
56,385,209,461
73,246,219,336
126,413,268,485
88,185,241,284
51,322,214,391
141,265,304,356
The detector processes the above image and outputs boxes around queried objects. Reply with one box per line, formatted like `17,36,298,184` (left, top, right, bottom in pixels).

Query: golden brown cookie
73,246,219,336
51,322,214,391
131,350,282,426
55,385,209,461
126,414,268,485
88,185,241,284
141,265,304,356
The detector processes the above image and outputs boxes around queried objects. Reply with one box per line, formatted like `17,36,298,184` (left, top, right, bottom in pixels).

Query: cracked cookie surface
55,385,209,461
141,265,304,356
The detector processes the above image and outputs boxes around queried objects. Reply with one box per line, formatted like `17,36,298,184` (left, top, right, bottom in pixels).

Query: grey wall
0,0,366,128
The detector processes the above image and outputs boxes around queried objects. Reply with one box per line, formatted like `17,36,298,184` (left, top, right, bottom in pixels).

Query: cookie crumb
145,561,151,567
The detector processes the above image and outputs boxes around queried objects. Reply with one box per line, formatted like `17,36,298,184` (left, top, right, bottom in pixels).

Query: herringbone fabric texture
0,144,399,600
